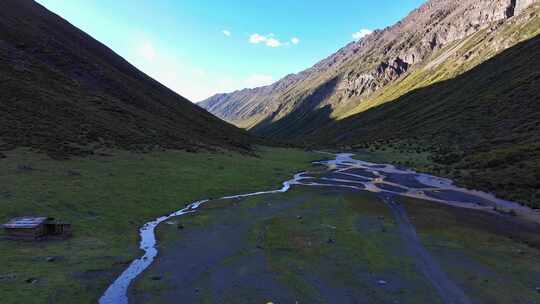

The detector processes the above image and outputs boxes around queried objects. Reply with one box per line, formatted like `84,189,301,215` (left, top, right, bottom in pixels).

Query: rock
25,278,38,284
0,191,13,199
150,275,162,281
0,274,16,281
45,256,56,262
378,280,387,285
67,170,81,176
297,216,303,220
17,164,34,171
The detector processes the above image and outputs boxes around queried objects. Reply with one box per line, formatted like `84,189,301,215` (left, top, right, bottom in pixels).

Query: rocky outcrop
342,57,410,99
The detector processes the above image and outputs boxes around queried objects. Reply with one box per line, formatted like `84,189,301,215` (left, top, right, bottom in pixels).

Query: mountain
0,0,254,159
200,0,540,139
315,34,540,207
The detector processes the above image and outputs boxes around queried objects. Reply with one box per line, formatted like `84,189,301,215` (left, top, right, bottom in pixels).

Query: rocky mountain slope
0,0,254,159
200,0,540,138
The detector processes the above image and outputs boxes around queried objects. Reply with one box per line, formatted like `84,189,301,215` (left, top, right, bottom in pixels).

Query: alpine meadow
2,1,540,303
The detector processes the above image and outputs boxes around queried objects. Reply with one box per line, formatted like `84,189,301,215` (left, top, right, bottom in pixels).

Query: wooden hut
3,217,71,240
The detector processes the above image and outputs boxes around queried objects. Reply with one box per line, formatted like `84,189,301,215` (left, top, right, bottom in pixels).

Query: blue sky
36,0,425,101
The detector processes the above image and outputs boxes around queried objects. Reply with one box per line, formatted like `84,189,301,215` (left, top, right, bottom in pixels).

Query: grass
0,146,323,304
350,143,435,172
401,197,540,303
348,139,540,209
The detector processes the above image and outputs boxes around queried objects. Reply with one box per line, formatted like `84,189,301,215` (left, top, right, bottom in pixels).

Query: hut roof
3,217,52,229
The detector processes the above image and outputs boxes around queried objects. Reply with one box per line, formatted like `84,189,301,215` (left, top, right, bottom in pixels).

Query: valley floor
0,147,322,304
2,148,540,304
128,154,540,304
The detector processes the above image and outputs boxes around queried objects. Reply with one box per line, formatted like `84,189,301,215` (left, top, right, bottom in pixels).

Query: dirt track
381,194,471,304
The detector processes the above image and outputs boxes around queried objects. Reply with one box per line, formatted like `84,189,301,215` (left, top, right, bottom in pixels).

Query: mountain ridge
200,0,540,137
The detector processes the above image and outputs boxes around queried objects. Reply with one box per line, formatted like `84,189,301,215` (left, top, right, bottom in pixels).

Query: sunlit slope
335,5,540,119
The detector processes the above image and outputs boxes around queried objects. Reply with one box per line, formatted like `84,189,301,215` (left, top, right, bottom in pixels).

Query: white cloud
244,74,274,88
352,29,373,40
249,33,286,48
222,30,231,37
291,37,300,45
249,33,267,44
137,41,156,61
265,37,282,48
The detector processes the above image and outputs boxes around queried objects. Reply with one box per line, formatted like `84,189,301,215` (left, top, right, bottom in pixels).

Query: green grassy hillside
0,0,254,159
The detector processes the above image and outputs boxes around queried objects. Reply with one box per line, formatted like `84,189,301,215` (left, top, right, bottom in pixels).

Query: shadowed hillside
0,0,255,159
312,35,540,207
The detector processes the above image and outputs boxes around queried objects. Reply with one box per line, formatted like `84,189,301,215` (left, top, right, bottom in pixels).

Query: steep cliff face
200,0,540,138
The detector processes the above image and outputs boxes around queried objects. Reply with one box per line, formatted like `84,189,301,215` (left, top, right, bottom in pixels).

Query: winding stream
99,153,538,304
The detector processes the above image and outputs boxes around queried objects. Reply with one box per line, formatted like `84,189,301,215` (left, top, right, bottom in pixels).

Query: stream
99,153,537,304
